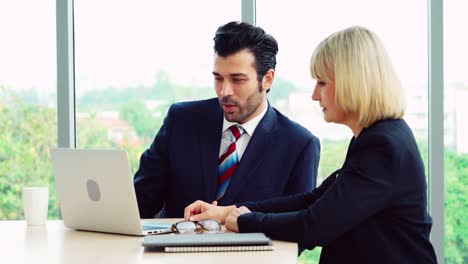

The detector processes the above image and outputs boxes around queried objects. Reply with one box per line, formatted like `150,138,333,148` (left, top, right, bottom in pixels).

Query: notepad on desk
142,232,274,253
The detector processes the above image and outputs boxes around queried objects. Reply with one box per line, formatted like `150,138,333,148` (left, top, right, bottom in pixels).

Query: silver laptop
50,148,172,236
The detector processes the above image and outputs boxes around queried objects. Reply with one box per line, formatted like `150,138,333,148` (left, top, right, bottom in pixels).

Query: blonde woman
184,26,437,263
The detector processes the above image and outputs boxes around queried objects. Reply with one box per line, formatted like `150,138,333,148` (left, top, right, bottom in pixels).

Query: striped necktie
216,125,244,200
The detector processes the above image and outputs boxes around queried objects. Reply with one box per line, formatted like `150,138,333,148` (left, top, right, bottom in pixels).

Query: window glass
257,1,427,262
0,1,58,219
74,1,240,170
444,1,468,263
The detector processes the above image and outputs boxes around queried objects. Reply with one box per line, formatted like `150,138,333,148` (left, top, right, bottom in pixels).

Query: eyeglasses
171,219,222,234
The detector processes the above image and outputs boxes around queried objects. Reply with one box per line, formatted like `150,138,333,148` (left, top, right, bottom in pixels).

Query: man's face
213,49,269,124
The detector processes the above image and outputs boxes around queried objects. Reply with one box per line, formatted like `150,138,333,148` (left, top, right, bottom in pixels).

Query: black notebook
142,232,274,253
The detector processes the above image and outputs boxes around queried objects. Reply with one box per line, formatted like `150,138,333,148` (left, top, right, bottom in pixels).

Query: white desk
1,220,298,264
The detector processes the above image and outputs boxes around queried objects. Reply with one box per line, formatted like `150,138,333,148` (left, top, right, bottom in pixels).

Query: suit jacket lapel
219,103,276,205
198,99,224,202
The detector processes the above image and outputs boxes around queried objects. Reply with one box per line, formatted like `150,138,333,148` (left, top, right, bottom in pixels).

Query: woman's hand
184,200,236,223
225,206,251,232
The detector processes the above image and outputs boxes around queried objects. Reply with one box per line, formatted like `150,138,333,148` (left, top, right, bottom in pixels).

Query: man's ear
262,69,275,92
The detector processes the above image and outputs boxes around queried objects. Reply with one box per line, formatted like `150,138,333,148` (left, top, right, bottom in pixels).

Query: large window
257,1,428,262
73,1,240,170
0,1,58,220
444,1,468,263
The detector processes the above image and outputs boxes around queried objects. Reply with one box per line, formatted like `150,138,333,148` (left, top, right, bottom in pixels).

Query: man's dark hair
214,21,278,85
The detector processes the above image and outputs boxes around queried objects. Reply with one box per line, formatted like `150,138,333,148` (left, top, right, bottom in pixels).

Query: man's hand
225,206,251,232
184,200,236,222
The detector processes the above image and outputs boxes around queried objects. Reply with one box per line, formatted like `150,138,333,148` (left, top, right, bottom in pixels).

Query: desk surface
1,219,297,264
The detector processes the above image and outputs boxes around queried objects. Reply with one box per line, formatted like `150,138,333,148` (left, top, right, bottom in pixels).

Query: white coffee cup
22,187,49,225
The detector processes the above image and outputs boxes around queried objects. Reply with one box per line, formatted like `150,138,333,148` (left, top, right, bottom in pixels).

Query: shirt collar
221,99,268,136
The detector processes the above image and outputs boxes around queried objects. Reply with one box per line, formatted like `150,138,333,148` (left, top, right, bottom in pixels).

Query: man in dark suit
134,21,320,218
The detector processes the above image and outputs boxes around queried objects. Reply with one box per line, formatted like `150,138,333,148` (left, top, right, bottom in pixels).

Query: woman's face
311,76,347,124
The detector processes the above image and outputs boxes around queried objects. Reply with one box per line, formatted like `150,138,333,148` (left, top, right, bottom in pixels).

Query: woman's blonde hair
310,26,405,128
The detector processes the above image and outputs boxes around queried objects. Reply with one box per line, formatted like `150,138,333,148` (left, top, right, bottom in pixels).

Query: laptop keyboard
142,222,172,231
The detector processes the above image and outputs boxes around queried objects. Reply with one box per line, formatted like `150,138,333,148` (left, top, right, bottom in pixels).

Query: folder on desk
142,232,274,253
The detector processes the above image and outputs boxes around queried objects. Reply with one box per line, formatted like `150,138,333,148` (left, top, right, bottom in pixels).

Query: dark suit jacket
238,119,437,264
134,98,320,218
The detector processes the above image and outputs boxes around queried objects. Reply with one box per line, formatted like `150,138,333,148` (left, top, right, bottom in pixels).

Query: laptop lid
50,148,169,236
